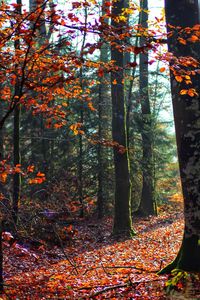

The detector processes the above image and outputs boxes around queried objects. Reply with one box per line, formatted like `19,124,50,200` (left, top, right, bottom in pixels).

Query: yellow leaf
180,89,187,95
185,75,191,80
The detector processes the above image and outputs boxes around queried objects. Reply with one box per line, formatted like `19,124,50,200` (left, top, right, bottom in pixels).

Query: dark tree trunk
137,0,155,216
12,103,21,224
0,221,3,293
0,101,3,159
12,0,22,224
160,0,200,274
111,0,134,236
78,108,84,218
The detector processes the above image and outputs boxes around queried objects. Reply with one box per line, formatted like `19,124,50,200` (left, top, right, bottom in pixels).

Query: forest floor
2,199,199,299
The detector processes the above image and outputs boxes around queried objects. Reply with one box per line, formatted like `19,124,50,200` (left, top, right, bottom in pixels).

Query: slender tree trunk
0,221,3,293
12,103,21,224
12,0,22,224
97,83,104,218
111,0,134,236
77,6,88,218
136,0,155,216
160,0,200,274
97,0,110,218
78,107,84,218
0,102,3,159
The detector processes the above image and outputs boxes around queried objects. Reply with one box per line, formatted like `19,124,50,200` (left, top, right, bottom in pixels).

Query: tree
97,0,111,218
12,0,22,224
111,0,134,236
137,0,155,216
160,0,200,273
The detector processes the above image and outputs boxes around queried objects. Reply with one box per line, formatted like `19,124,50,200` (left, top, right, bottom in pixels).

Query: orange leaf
159,67,166,72
0,172,7,183
54,123,63,129
88,102,96,111
97,68,104,77
178,38,186,45
27,165,34,173
175,76,183,83
188,88,198,97
37,172,45,177
188,35,199,42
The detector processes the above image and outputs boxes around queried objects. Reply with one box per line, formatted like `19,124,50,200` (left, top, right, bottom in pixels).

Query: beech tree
160,0,200,273
137,0,155,216
97,0,111,218
111,0,133,236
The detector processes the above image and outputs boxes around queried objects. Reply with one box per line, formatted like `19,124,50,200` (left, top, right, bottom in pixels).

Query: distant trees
0,0,177,236
160,0,200,273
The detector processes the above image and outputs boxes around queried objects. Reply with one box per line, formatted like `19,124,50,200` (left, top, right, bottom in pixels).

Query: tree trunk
78,108,84,218
137,0,155,216
0,101,3,160
111,0,134,236
97,0,110,218
12,103,21,224
97,83,104,219
12,0,22,224
0,221,3,293
160,0,200,274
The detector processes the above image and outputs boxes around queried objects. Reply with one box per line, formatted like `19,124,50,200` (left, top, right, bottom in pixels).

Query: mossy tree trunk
160,0,200,274
111,0,134,237
137,0,155,216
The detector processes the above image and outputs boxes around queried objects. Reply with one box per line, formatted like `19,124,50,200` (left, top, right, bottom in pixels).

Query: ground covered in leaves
1,201,194,299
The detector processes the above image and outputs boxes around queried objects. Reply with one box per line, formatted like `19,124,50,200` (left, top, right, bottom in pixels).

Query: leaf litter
2,202,185,299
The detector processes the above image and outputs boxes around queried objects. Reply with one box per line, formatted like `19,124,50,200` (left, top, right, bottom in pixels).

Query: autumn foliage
0,0,200,298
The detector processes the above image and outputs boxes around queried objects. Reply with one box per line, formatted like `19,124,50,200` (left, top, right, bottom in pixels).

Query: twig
83,264,159,275
89,282,129,298
90,278,163,298
52,225,78,275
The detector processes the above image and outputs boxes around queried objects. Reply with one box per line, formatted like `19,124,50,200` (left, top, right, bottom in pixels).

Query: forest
0,0,200,298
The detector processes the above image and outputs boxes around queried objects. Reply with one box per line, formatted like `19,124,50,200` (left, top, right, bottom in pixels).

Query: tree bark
12,0,22,224
111,0,134,236
0,101,3,160
137,0,155,216
0,221,3,293
97,0,110,218
12,103,21,224
160,0,200,273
